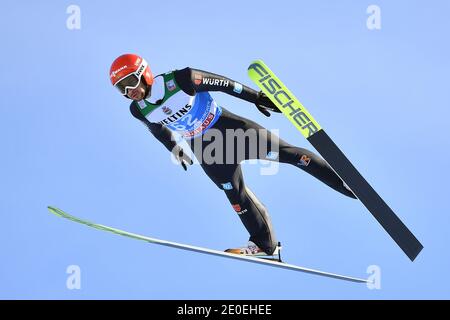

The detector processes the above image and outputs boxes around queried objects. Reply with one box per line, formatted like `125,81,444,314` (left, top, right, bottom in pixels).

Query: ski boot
225,241,282,262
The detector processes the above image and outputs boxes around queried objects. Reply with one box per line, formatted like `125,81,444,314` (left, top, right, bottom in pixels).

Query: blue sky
1,0,449,299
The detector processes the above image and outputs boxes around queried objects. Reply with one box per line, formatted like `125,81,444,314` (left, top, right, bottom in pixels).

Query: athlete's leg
198,161,278,255
234,113,356,199
277,143,356,198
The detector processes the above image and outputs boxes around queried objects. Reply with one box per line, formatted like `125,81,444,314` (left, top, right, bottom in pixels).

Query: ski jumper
129,67,355,254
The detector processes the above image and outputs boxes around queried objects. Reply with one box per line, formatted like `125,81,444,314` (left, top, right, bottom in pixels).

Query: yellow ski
248,60,423,261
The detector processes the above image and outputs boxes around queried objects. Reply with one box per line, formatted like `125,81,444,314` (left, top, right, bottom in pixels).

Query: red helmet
109,53,153,95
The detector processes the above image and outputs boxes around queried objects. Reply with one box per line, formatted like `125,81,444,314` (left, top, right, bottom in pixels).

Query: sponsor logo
221,182,233,190
166,79,176,91
266,151,279,160
183,112,215,138
135,63,145,78
202,78,229,87
158,104,192,125
162,106,172,115
233,82,243,94
232,204,248,215
110,65,127,78
298,154,311,166
248,62,320,137
194,73,202,85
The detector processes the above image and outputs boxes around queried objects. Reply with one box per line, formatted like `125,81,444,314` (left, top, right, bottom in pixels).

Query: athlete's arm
130,102,178,152
173,67,280,116
129,103,193,170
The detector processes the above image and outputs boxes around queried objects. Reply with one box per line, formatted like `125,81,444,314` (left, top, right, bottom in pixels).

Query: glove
171,145,193,171
254,91,282,117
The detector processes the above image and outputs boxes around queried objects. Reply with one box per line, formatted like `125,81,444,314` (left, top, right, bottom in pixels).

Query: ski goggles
114,60,148,95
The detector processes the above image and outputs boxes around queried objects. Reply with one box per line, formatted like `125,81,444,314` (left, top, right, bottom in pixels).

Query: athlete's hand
172,145,193,171
254,91,281,117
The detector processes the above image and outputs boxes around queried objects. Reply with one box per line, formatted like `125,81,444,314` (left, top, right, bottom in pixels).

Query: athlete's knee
218,181,236,192
218,181,245,206
279,146,315,166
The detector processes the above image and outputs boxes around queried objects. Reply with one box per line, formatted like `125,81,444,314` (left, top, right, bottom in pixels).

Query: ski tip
47,206,63,217
247,59,265,71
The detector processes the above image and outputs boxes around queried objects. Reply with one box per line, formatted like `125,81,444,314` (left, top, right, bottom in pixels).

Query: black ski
248,60,423,261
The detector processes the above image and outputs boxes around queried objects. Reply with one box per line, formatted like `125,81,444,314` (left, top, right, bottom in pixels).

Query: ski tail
307,130,423,261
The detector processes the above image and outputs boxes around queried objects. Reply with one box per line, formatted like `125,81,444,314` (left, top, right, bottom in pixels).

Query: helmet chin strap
144,83,152,99
143,83,162,104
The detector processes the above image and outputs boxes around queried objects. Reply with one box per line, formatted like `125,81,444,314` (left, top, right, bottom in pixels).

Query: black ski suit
130,67,356,254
